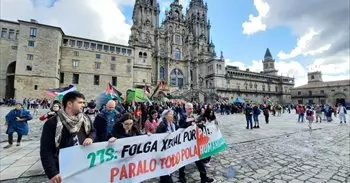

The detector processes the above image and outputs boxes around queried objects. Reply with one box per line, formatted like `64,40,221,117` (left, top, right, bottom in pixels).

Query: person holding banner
156,109,177,183
178,103,214,183
108,113,141,141
40,91,95,183
144,110,160,134
93,100,120,142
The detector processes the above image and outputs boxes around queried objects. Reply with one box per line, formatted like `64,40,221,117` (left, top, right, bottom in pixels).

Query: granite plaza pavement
0,107,349,183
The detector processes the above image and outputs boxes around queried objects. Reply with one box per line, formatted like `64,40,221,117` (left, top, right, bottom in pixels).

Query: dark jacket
40,115,95,179
178,113,194,129
111,123,141,139
93,111,119,142
156,121,178,133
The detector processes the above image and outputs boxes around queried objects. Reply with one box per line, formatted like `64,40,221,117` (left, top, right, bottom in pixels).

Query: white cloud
226,58,310,87
0,0,132,45
243,0,349,82
242,0,269,35
277,28,332,60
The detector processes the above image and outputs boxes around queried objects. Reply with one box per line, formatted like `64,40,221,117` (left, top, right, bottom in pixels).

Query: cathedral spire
264,48,273,60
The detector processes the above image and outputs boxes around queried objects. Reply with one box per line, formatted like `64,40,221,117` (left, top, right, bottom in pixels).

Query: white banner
59,124,227,183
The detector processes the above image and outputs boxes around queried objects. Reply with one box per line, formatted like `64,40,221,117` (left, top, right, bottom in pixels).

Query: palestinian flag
44,85,77,100
105,83,123,102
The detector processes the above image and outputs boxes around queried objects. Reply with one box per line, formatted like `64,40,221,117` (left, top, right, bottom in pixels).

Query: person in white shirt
337,104,347,124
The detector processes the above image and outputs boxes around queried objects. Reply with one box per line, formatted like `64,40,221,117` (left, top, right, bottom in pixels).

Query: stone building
291,71,350,105
0,19,134,100
0,0,295,103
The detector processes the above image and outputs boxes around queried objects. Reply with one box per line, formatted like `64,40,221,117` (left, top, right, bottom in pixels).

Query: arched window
174,48,181,60
139,52,142,58
159,67,165,80
170,68,184,89
143,52,147,58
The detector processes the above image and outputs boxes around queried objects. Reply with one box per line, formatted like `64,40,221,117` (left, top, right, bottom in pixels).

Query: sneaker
16,143,20,146
201,177,214,183
204,162,212,168
3,144,12,149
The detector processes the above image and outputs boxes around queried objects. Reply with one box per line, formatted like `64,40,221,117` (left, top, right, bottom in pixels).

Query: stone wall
14,21,62,100
0,21,20,98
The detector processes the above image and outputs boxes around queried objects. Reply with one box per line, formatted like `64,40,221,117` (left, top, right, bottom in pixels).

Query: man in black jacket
93,100,120,142
40,91,95,183
178,103,214,183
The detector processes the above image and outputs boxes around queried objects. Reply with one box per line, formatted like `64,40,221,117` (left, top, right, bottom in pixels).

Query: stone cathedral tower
129,0,160,87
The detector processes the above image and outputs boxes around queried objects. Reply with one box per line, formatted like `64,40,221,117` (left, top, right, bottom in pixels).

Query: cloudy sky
1,0,349,86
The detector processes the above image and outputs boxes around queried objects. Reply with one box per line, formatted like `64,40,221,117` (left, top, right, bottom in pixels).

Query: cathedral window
159,67,165,80
139,52,143,58
174,48,181,60
170,68,184,89
175,35,181,45
143,52,147,58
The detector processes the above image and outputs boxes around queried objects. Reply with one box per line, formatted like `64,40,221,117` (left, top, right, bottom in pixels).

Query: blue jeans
246,115,253,129
298,114,304,122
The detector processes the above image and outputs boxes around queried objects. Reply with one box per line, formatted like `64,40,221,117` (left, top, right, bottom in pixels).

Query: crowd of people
2,91,348,183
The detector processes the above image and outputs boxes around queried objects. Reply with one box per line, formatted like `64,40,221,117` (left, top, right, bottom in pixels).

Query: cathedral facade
0,0,295,104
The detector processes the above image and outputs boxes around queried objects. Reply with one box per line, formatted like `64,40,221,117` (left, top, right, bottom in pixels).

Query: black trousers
8,133,22,144
159,175,174,183
203,156,211,164
265,115,269,123
179,160,207,180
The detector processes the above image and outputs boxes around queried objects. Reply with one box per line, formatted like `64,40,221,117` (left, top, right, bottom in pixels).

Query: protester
263,106,269,124
144,110,160,134
244,104,253,129
315,105,322,123
4,102,33,148
156,109,177,183
93,100,121,142
178,103,214,183
40,91,95,183
108,113,140,141
85,100,98,121
338,103,347,123
39,100,61,121
252,104,261,128
305,106,314,130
